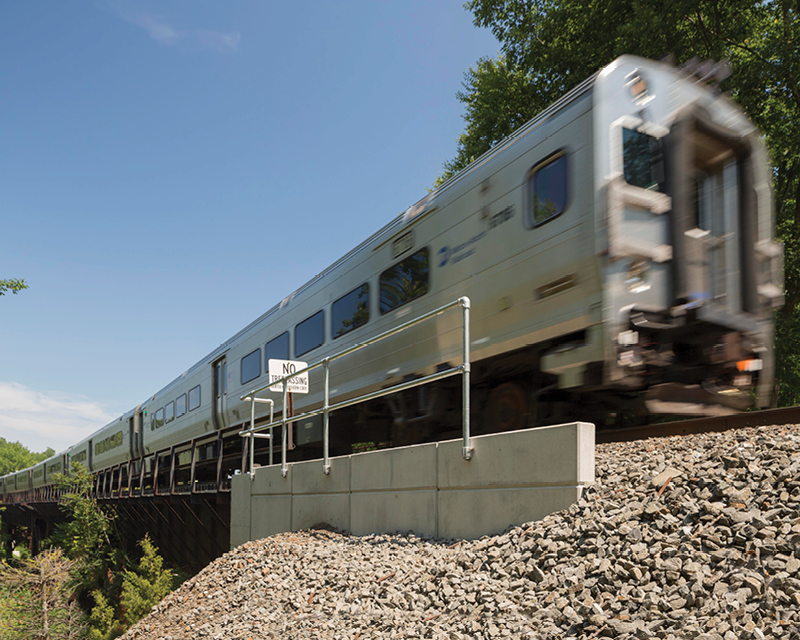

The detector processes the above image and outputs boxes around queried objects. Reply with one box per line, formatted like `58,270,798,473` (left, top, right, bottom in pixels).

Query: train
2,55,783,501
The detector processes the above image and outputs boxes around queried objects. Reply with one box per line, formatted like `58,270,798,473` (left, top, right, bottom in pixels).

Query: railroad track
596,405,800,444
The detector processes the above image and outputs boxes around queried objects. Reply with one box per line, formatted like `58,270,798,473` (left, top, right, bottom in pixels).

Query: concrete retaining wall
230,421,594,548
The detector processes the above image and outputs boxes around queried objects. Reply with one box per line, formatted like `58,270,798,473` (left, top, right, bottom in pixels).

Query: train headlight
628,75,647,98
625,260,650,293
625,70,651,104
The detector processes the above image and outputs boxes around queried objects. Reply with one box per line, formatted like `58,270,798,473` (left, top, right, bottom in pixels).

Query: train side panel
89,419,129,470
142,367,214,454
212,90,600,437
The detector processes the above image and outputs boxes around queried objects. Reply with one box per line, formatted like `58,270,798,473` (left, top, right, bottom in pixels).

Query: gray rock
118,423,800,640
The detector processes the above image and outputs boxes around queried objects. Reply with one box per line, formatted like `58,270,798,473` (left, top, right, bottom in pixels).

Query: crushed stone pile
122,424,800,640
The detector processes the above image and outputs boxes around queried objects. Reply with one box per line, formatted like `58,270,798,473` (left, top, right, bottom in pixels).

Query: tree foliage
48,464,113,561
32,464,176,638
0,278,28,296
0,438,54,475
119,536,173,629
86,590,117,640
442,0,800,403
435,55,541,185
0,548,87,640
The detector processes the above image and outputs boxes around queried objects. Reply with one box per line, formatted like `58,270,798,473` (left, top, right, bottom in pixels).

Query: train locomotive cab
595,58,782,417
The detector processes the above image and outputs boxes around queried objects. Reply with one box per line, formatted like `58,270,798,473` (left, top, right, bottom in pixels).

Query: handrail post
249,395,256,480
461,297,472,460
281,383,288,478
323,358,331,474
268,401,274,467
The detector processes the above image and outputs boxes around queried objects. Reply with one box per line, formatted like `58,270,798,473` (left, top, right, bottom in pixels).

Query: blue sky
0,2,499,452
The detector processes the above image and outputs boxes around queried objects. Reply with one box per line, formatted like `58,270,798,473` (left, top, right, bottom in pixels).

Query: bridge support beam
99,493,231,573
1,492,230,574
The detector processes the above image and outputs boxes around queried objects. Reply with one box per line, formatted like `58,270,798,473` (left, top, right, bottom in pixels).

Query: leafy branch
0,279,28,297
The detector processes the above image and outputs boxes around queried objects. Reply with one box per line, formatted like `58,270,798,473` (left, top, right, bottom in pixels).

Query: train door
129,406,145,459
129,416,136,459
137,409,145,456
213,357,228,430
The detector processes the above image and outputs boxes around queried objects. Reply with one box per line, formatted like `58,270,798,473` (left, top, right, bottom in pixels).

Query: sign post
268,360,308,477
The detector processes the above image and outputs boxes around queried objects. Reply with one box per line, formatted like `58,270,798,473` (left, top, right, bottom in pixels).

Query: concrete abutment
231,421,595,546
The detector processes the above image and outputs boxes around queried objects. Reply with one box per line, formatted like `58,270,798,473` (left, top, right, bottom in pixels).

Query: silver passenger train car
2,56,782,497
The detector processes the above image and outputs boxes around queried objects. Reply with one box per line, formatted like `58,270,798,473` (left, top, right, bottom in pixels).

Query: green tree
2,467,176,637
48,464,113,561
0,438,54,475
119,536,173,629
442,0,773,182
443,0,800,402
42,466,177,637
0,279,27,296
86,590,118,640
435,54,541,186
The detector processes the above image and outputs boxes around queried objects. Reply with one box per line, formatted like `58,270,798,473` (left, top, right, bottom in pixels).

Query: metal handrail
238,398,274,481
239,296,472,478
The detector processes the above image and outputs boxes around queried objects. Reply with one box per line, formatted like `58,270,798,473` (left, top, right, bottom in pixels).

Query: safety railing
239,296,471,478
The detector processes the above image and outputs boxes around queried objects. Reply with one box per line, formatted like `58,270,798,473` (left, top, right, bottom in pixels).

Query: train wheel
483,382,528,432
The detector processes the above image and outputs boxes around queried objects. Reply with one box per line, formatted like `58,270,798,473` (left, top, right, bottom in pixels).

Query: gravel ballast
122,424,800,639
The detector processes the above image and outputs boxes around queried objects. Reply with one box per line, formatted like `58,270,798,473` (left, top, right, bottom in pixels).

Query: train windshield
622,128,663,191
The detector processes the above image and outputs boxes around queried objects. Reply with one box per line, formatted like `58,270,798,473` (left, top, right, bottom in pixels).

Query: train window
165,401,175,423
241,349,261,385
155,408,164,429
529,152,568,226
380,249,430,314
333,284,369,338
296,311,324,357
188,385,201,411
176,394,187,418
116,431,122,447
623,128,663,191
265,332,290,368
